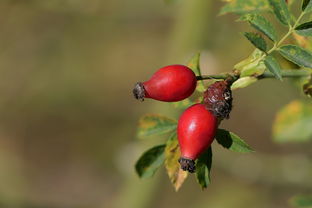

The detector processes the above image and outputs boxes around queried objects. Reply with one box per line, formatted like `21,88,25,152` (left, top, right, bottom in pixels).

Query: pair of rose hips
133,65,232,173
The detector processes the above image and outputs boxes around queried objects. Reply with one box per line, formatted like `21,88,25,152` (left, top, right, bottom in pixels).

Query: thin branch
259,70,310,79
197,70,310,81
196,74,237,80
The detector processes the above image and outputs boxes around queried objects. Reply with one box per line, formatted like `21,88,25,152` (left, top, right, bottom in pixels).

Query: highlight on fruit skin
177,103,218,173
133,64,197,102
203,80,233,120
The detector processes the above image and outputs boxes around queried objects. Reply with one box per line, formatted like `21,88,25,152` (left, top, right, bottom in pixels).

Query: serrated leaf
135,144,166,178
137,114,177,138
240,14,278,42
244,32,267,52
195,147,212,190
302,0,312,12
268,0,291,26
273,100,312,143
279,45,312,68
164,132,188,191
215,129,254,153
220,0,270,15
234,49,266,77
231,77,258,90
296,21,312,37
290,195,312,208
187,53,205,92
264,55,283,80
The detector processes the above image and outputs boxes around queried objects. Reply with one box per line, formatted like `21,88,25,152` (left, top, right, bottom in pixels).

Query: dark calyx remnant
133,82,145,101
203,80,233,119
178,157,196,173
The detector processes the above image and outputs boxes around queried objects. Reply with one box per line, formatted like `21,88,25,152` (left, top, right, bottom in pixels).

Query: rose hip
203,80,233,120
133,65,197,102
177,104,218,173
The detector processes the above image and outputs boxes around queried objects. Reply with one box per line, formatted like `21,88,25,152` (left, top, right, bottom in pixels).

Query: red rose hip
133,65,197,102
177,104,218,173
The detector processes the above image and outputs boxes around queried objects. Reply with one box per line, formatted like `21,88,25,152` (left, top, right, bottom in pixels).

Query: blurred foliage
290,195,312,208
0,0,311,207
273,100,312,142
219,0,270,15
135,145,166,178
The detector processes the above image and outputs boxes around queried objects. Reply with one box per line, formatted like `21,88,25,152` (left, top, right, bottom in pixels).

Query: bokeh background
0,0,311,208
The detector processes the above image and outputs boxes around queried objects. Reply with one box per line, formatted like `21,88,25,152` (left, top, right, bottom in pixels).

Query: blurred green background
0,0,311,208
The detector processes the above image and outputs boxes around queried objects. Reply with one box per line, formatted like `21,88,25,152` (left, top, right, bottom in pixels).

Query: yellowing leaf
293,33,312,50
164,133,188,191
278,45,312,68
273,100,312,142
137,114,177,138
220,0,270,15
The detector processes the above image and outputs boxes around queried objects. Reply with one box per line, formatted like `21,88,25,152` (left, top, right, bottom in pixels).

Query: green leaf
164,132,188,191
195,147,212,189
273,100,312,142
172,99,195,109
187,52,201,77
240,14,278,42
264,55,283,80
268,0,291,26
235,49,264,70
234,49,266,77
187,52,205,92
244,32,267,52
302,0,312,12
279,45,312,68
220,0,270,15
137,114,177,138
135,144,166,178
290,195,312,208
240,62,266,77
231,77,258,90
215,129,254,153
296,21,312,37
